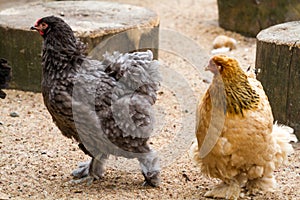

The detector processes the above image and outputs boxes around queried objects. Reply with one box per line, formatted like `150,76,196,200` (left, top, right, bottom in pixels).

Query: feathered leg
138,150,161,187
90,154,109,179
71,154,109,185
205,179,241,200
246,176,276,194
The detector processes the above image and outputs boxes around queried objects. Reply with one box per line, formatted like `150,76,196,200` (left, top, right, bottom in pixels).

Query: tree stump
0,1,159,92
256,21,300,139
217,0,300,37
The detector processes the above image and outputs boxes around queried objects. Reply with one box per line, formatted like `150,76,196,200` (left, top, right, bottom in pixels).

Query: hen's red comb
34,18,42,27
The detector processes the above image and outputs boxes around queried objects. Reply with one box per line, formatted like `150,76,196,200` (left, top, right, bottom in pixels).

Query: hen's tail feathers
272,122,298,166
102,50,161,139
103,50,160,84
103,50,161,104
246,66,260,79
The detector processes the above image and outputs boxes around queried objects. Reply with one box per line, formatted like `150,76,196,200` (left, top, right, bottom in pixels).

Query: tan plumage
190,55,297,199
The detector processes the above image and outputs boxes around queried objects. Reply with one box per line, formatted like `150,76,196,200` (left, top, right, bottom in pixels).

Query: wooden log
256,21,300,139
0,1,159,92
217,0,300,37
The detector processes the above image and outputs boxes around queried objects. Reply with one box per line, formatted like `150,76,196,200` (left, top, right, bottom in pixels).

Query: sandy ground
0,0,300,199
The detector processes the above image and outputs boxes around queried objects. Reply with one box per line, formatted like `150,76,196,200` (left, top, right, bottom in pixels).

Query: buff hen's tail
272,122,298,167
246,123,298,193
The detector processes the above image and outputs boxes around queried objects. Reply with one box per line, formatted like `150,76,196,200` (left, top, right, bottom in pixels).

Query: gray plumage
32,16,161,186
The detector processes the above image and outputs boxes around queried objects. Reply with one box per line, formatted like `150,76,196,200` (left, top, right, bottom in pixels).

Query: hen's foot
71,155,109,185
138,150,161,187
246,176,276,194
142,170,160,187
69,175,95,186
72,160,91,178
205,182,241,200
70,160,97,186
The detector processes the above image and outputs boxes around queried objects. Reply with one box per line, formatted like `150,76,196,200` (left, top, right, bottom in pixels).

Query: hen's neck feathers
42,21,85,75
209,65,260,116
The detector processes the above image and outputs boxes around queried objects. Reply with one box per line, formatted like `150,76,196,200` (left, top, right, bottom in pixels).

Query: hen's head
206,55,245,79
31,16,74,39
206,55,260,115
31,16,85,56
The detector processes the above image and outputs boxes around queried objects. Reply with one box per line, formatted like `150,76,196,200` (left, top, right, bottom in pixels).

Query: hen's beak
205,60,215,71
205,59,219,75
30,26,37,30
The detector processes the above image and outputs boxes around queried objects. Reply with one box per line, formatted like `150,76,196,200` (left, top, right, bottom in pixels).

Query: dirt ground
0,0,300,199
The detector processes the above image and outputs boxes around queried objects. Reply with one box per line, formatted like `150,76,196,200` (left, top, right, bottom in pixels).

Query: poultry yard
0,0,300,199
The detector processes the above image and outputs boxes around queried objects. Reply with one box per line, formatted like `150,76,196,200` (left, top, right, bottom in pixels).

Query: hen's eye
41,22,48,28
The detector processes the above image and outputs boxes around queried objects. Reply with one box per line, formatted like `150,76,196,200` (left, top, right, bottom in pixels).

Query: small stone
203,78,211,84
10,112,19,117
41,150,47,155
182,173,191,182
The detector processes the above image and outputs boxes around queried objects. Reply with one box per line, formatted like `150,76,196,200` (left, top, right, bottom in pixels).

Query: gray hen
31,16,161,186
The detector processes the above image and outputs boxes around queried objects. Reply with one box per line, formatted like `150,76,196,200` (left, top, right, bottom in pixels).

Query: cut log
0,1,159,92
256,21,300,139
217,0,300,37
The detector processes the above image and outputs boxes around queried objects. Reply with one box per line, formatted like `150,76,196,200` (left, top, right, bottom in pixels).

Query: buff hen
31,16,161,186
190,55,297,199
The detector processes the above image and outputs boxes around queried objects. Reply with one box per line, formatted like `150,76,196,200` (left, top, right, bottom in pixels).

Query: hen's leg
246,164,276,194
138,150,160,187
246,175,276,194
71,154,109,185
89,154,109,179
205,180,241,200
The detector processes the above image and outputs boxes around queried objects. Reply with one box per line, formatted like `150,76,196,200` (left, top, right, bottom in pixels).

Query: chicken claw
138,151,161,187
141,170,160,187
246,176,276,194
71,154,109,185
69,176,95,186
72,160,91,178
205,181,241,200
